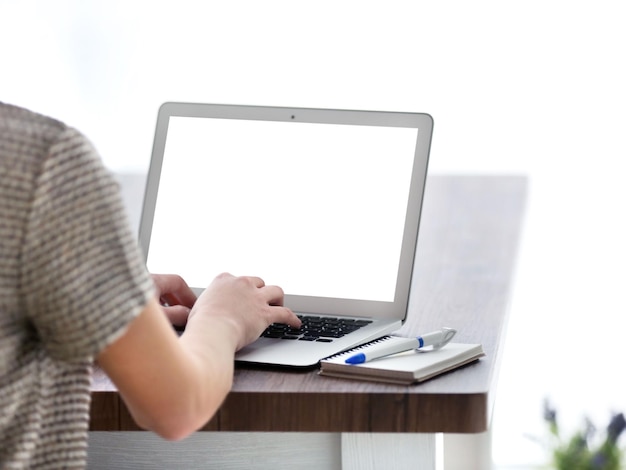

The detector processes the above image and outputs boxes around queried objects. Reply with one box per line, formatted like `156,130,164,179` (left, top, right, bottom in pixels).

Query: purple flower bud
543,399,557,425
590,451,607,469
607,413,626,443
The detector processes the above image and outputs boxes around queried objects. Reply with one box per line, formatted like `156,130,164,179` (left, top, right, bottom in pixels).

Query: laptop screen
141,104,432,317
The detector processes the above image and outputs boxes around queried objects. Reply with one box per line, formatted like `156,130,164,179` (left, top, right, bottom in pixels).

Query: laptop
139,103,433,368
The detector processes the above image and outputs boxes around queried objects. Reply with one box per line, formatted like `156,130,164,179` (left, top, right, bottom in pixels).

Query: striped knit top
0,102,154,468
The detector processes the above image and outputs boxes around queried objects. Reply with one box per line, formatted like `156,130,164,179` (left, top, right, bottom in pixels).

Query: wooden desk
90,174,527,469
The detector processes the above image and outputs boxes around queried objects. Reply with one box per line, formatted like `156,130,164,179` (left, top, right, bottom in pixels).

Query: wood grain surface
91,174,527,434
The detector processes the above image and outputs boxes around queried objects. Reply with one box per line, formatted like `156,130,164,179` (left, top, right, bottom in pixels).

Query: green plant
542,400,626,470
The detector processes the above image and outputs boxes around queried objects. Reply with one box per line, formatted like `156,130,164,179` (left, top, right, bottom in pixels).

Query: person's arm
96,273,300,441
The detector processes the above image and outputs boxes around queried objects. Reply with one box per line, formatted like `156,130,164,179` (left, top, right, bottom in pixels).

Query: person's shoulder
1,101,68,140
1,101,65,124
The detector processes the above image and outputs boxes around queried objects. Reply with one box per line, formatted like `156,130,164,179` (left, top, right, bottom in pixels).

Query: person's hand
187,273,301,351
151,274,197,328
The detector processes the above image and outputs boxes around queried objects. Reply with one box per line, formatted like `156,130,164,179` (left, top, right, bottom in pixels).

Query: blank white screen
147,116,417,302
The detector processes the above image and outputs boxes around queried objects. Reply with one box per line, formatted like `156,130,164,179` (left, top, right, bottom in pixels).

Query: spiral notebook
319,336,485,385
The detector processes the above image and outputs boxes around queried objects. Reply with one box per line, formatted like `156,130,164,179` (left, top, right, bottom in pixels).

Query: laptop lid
139,103,432,365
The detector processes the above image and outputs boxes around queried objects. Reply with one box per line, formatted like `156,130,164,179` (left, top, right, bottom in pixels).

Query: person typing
0,102,301,469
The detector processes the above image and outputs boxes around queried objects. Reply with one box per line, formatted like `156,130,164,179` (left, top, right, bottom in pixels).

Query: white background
2,1,625,467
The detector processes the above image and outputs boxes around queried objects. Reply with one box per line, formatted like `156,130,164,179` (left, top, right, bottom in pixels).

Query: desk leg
443,430,492,470
341,433,436,470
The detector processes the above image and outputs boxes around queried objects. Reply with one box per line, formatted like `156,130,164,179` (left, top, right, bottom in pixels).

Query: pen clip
418,327,457,352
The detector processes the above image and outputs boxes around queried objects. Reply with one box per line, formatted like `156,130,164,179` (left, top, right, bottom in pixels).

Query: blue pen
345,328,457,365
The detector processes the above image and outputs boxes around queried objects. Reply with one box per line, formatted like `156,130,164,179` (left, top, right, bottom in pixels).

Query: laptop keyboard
261,315,373,343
